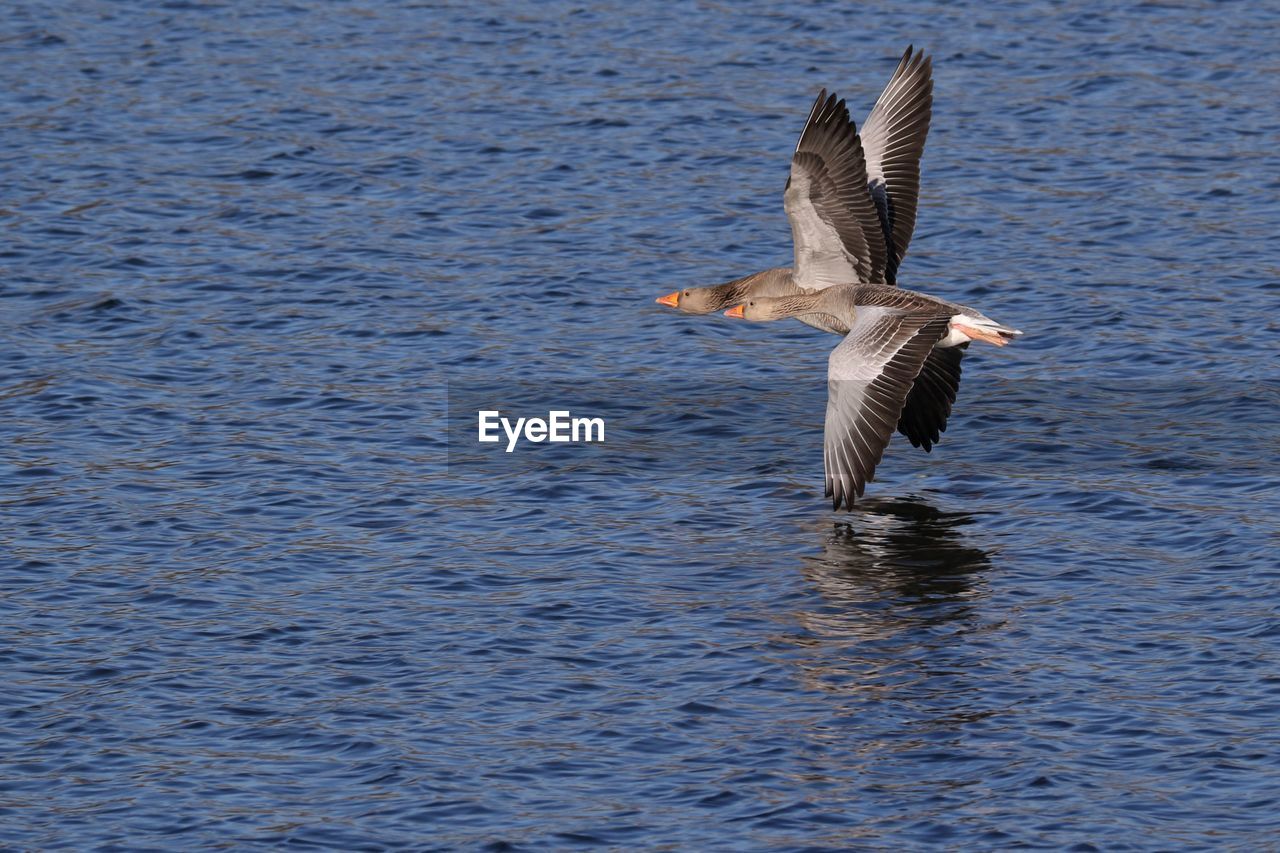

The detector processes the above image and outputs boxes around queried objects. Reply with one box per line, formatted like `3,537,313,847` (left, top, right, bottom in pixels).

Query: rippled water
4,1,1279,848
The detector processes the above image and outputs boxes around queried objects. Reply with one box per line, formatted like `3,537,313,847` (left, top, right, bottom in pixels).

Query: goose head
655,284,735,314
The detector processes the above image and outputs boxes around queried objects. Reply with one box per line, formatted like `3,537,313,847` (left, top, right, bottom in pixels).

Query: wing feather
824,311,950,509
785,91,888,289
859,46,933,282
897,344,966,452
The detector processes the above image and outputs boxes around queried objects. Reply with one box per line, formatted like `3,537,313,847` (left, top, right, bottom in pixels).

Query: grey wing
840,282,949,312
859,46,933,283
897,343,965,452
785,90,889,290
824,310,951,509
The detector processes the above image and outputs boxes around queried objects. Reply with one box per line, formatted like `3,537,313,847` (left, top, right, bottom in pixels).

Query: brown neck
711,267,791,310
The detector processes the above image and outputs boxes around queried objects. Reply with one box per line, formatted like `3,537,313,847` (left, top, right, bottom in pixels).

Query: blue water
3,1,1279,848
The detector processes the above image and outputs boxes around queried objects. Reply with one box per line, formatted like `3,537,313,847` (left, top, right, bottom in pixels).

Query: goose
724,285,1021,509
655,46,933,326
656,49,966,453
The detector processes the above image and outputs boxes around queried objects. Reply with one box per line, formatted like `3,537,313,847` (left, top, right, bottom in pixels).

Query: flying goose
658,48,966,451
724,285,1021,509
655,46,933,324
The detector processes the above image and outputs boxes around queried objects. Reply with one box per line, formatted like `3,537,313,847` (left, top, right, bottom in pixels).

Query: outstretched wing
824,309,950,509
785,90,888,289
859,46,934,282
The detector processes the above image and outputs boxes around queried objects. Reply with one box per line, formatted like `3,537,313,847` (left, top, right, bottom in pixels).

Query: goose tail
948,314,1023,347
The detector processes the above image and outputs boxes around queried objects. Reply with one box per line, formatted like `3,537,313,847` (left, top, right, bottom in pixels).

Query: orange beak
655,292,680,309
724,305,745,319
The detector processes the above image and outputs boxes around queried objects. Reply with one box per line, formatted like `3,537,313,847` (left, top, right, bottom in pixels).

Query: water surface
3,0,1279,848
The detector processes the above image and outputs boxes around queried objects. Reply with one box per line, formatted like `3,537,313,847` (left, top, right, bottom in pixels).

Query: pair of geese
656,47,1021,510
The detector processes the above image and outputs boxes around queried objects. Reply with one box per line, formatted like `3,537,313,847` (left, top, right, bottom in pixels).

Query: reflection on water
786,498,996,699
803,497,991,614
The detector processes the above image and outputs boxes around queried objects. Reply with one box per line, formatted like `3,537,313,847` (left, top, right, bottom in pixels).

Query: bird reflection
786,496,996,697
806,496,992,608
